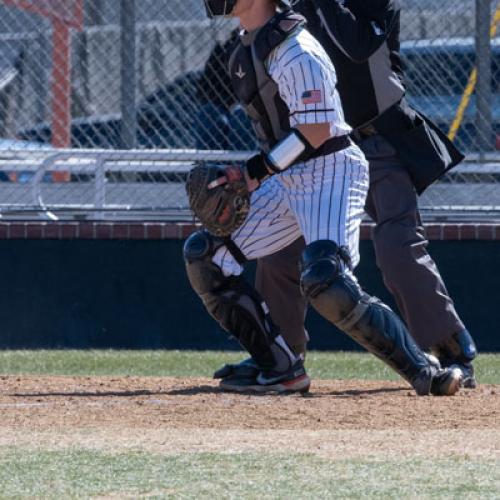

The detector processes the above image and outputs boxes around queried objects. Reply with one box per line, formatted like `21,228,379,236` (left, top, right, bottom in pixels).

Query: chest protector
229,10,305,153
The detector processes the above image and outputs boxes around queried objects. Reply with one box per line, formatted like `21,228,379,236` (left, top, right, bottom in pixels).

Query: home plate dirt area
0,376,498,459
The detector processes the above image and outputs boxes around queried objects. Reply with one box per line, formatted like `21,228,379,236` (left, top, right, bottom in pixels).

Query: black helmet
204,0,295,18
204,0,238,17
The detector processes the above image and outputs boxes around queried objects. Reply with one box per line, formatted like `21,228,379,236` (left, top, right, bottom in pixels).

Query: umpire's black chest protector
228,11,305,152
295,0,405,129
294,0,464,194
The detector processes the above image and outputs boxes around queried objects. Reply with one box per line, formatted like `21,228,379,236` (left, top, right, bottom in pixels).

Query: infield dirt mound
0,376,498,459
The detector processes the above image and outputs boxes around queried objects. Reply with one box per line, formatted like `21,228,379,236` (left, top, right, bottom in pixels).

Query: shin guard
184,230,296,372
300,240,431,389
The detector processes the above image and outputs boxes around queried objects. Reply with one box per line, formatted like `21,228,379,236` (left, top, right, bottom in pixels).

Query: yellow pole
448,4,500,141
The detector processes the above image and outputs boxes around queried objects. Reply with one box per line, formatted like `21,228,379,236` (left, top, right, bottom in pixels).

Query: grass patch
0,448,498,499
0,350,498,384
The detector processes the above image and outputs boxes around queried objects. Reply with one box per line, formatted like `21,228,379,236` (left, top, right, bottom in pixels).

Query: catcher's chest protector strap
229,10,305,152
223,237,247,265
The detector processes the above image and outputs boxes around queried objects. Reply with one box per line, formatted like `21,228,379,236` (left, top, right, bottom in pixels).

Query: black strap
338,245,353,271
223,237,247,265
305,135,351,162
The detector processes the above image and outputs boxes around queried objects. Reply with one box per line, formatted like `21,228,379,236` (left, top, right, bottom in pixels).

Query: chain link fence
0,0,498,218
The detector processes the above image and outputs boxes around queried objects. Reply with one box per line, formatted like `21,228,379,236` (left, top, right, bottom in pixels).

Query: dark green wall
0,239,497,351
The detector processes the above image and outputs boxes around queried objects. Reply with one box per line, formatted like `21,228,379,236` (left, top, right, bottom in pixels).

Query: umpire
215,0,478,387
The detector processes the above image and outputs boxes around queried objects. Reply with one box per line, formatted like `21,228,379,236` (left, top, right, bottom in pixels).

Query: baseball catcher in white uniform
183,0,462,396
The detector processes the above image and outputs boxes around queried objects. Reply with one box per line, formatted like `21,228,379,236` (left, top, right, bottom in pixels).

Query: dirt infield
1,376,499,459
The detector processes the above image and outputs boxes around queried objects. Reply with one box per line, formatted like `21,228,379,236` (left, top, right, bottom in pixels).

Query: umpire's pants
255,134,465,350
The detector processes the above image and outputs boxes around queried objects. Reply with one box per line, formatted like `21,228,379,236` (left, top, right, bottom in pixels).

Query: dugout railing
0,150,499,221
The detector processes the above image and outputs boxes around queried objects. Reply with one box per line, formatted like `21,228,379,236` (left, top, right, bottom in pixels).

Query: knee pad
300,240,361,325
183,230,227,295
184,230,245,338
300,240,342,299
184,230,251,329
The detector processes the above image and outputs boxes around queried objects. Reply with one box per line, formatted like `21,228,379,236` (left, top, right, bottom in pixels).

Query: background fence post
120,0,137,149
476,0,493,154
85,0,105,26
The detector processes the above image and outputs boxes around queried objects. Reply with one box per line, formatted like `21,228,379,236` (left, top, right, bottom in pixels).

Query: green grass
0,351,498,498
0,449,498,499
0,350,499,384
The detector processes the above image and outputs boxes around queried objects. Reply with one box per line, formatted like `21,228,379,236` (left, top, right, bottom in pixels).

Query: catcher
184,0,462,395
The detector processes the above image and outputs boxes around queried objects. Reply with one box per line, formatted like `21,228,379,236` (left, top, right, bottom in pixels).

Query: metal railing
0,150,498,222
0,150,249,220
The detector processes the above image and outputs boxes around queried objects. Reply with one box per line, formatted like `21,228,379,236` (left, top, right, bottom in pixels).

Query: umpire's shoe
219,360,311,394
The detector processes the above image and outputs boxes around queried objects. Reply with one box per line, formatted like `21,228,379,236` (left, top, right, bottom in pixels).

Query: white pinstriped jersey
267,27,351,137
213,25,369,277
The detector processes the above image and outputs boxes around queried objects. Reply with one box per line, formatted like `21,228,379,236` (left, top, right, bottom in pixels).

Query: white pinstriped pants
213,144,369,277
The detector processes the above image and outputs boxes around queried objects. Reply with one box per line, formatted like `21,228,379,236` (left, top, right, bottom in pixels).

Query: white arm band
266,130,308,172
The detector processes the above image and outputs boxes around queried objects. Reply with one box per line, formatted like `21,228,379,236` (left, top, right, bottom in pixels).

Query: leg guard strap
336,295,372,331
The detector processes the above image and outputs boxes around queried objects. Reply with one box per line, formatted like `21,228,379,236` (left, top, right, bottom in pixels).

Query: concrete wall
0,238,498,352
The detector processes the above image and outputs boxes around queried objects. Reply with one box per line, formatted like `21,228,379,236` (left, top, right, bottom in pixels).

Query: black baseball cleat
412,365,462,396
213,357,260,379
219,360,311,394
430,366,463,396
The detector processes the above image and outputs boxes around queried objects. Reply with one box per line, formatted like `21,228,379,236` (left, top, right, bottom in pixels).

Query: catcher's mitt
186,164,250,237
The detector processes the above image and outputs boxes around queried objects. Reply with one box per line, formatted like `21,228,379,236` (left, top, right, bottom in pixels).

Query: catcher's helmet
204,0,295,18
204,0,238,17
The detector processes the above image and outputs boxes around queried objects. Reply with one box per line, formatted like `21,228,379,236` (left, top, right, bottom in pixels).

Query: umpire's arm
310,0,400,62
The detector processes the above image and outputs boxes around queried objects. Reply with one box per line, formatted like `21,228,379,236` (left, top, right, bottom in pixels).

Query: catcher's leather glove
186,164,251,237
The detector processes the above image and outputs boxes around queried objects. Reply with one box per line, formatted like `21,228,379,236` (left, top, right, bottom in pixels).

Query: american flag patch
301,90,322,105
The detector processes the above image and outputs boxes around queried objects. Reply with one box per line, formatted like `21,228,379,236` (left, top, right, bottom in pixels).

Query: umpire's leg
255,237,309,355
362,135,465,349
